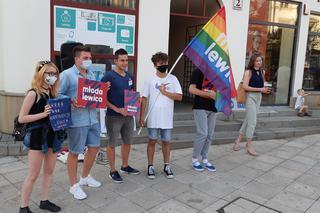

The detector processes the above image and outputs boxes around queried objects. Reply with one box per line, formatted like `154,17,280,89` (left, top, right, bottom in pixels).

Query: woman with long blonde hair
19,61,62,213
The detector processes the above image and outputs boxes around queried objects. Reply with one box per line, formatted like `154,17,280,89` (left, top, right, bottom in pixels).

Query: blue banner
48,98,72,131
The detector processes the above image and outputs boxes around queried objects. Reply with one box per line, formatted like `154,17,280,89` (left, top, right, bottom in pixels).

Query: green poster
56,7,76,29
98,13,116,32
117,26,134,44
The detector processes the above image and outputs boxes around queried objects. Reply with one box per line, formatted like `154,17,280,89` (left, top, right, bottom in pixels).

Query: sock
192,158,198,164
202,159,208,164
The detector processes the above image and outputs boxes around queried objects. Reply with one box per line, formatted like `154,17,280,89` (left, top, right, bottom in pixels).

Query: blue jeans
192,109,217,160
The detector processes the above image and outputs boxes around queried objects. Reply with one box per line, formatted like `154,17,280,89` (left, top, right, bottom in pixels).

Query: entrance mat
216,197,282,213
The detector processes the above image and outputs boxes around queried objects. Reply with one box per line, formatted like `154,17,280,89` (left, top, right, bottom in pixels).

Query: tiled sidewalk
1,134,320,213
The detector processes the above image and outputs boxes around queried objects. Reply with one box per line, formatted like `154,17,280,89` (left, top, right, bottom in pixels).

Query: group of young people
18,45,272,213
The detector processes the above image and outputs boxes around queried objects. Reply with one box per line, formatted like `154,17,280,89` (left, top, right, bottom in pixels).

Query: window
51,0,138,85
247,0,300,105
303,14,320,91
250,0,298,25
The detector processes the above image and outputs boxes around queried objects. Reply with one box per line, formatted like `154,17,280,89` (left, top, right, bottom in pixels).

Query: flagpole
137,52,184,135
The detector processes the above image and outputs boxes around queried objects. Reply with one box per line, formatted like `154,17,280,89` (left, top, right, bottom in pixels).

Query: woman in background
233,54,271,156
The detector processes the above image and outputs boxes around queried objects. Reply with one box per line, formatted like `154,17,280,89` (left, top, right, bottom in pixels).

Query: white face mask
45,76,57,86
80,59,92,70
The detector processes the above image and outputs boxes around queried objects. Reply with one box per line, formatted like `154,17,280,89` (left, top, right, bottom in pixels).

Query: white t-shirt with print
142,73,182,129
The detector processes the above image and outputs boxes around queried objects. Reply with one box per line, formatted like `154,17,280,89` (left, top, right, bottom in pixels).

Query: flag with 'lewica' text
183,6,236,115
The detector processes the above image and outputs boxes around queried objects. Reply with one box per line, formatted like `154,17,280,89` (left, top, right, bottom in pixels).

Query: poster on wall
245,25,268,67
54,6,135,56
249,0,269,21
246,0,270,67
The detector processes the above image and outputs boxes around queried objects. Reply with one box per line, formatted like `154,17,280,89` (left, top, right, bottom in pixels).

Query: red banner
77,78,108,108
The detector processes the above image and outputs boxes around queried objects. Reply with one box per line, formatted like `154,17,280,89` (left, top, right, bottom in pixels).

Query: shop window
247,0,299,105
65,0,136,10
309,14,320,33
250,0,298,25
303,14,320,91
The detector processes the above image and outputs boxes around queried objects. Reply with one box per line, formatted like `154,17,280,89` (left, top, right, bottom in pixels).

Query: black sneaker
147,165,155,179
109,171,123,183
120,165,140,174
39,200,61,212
164,164,174,179
19,207,33,213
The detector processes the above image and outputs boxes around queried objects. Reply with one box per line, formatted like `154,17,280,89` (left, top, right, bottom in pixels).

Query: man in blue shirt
101,49,139,183
59,45,102,200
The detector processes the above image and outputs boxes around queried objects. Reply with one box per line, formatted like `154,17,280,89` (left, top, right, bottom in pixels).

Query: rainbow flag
183,6,236,116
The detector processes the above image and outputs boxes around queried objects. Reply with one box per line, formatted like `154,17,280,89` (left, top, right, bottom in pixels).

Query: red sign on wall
77,78,109,108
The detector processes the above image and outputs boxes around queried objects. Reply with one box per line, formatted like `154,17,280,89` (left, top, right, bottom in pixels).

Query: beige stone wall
0,91,24,134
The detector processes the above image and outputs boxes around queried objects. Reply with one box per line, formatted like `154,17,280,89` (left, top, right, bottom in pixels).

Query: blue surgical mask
80,60,92,70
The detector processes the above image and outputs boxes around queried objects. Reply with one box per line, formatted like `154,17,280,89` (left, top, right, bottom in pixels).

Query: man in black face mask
140,52,183,179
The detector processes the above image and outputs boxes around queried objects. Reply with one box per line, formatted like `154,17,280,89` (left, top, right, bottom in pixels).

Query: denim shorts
148,128,172,142
67,123,100,154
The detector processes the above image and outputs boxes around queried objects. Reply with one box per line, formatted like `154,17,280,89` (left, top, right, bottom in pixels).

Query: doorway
168,0,221,102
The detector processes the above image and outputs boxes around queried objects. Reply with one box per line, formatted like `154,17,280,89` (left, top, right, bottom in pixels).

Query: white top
295,95,304,110
142,73,182,129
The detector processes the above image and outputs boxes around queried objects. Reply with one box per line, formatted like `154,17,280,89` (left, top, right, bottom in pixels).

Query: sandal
246,144,257,156
233,138,241,151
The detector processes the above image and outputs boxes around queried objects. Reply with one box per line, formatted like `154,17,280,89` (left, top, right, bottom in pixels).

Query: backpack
12,116,28,141
12,90,38,141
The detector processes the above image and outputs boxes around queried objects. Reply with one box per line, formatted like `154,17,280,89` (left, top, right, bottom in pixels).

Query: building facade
0,0,320,133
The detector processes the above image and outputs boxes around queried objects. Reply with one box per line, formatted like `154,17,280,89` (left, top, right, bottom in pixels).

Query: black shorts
29,127,54,150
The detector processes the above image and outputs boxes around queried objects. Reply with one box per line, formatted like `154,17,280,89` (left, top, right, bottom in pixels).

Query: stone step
102,126,320,150
173,106,300,121
169,116,319,134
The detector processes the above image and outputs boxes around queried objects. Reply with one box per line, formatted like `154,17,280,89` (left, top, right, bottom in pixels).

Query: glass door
247,0,300,105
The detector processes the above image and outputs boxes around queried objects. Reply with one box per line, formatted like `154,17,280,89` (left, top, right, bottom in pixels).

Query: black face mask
157,65,168,73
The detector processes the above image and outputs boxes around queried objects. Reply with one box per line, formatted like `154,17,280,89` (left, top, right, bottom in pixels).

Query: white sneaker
79,175,101,187
69,183,87,200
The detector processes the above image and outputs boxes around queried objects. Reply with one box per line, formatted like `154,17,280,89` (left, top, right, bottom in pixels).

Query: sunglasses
38,61,51,72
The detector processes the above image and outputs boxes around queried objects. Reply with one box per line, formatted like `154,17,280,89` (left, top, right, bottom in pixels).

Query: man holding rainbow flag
185,6,236,172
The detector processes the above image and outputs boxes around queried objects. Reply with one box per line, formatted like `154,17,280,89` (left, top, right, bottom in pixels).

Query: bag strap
28,89,38,106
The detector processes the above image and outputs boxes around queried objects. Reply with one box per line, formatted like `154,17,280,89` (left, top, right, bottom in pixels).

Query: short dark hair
73,45,91,58
151,52,169,65
114,48,128,59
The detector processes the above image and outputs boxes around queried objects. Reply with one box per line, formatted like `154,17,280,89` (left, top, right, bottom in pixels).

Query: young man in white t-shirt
139,52,183,179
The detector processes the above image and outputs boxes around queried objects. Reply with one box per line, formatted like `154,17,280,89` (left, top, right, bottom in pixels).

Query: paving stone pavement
1,134,320,213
